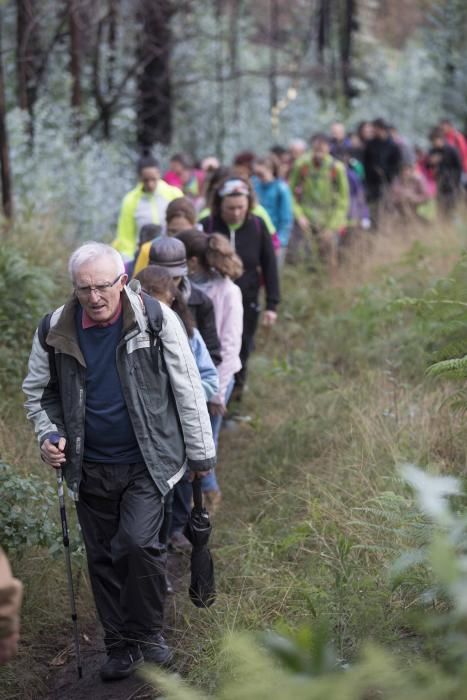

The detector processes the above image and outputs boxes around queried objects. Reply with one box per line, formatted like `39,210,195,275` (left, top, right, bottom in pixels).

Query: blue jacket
189,328,219,401
252,177,294,247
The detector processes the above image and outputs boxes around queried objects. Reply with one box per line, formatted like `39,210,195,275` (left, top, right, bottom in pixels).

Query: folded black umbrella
183,478,216,608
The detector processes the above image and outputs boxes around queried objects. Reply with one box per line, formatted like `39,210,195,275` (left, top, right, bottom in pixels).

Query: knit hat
149,236,188,277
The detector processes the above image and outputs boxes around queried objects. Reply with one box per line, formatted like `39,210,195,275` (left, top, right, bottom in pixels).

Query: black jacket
180,278,222,365
427,145,462,195
363,137,402,201
199,214,280,311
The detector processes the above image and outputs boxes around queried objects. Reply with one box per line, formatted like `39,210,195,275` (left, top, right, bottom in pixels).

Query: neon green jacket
290,153,349,231
112,181,183,260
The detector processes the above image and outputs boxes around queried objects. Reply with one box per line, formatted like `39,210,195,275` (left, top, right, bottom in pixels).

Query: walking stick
51,434,83,679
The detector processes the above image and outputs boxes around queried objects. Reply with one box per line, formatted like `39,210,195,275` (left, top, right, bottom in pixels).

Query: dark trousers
76,460,166,650
167,472,192,537
234,300,260,396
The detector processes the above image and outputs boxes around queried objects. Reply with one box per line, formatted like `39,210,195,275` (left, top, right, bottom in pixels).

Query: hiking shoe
100,644,144,682
141,633,174,667
168,530,192,553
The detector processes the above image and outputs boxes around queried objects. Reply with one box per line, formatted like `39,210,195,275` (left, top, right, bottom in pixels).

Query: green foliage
143,466,467,699
0,241,56,395
0,461,58,554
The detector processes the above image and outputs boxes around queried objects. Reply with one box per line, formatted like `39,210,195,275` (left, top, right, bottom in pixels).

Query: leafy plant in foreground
0,461,58,554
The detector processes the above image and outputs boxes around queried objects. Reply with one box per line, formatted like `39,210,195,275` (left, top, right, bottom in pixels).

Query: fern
427,356,467,380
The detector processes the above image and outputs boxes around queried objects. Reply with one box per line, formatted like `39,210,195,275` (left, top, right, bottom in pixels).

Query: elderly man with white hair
23,241,216,682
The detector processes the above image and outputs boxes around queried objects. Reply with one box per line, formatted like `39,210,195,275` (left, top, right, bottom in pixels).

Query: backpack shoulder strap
38,313,52,351
37,313,57,383
141,292,163,373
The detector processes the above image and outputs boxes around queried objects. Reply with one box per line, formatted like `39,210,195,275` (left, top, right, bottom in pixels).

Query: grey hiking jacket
22,286,216,498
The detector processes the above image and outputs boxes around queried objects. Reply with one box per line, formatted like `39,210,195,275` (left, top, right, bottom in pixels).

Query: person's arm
22,316,68,465
210,284,243,406
159,305,216,472
258,218,280,312
328,163,350,231
289,161,305,220
276,182,294,247
112,191,138,261
190,330,219,402
0,548,22,665
195,296,222,366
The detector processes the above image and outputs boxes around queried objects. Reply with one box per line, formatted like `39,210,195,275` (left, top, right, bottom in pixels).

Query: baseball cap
149,236,188,277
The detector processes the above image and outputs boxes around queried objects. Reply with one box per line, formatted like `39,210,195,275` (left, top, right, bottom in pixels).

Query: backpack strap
141,292,163,374
37,313,57,383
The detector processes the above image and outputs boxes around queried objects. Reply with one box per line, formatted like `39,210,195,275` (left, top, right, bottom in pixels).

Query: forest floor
44,552,192,700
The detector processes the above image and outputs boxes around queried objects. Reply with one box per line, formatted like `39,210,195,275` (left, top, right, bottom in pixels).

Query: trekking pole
50,433,83,679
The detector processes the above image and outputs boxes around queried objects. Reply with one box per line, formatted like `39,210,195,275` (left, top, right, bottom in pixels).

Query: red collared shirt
81,300,123,329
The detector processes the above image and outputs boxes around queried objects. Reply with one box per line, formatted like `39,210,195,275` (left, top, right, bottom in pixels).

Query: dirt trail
45,552,190,700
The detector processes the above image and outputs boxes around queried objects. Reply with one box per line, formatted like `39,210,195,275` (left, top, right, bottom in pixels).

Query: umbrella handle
192,478,203,510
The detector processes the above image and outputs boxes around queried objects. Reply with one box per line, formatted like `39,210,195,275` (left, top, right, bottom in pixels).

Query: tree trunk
269,0,278,111
214,0,225,161
229,0,242,125
16,0,41,118
68,0,82,111
0,9,13,219
339,0,357,102
136,0,174,151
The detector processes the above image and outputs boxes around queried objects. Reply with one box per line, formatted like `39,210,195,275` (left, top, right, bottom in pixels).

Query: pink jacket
195,275,243,405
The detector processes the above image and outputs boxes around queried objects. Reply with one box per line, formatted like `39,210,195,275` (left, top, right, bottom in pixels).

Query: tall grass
1,216,467,698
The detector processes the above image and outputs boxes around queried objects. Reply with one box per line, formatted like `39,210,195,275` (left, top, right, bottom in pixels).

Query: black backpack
37,293,163,377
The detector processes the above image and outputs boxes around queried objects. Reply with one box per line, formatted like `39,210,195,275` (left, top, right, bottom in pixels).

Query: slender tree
0,8,13,219
16,0,42,117
136,0,174,150
68,0,82,112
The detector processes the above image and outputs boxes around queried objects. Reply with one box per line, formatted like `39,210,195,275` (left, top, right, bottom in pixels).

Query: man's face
220,195,249,225
140,167,160,193
74,257,127,323
330,123,345,141
312,139,330,162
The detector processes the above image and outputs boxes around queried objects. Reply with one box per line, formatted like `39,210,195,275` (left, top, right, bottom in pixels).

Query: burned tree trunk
339,0,358,101
68,0,82,111
0,9,13,219
136,0,174,150
16,0,41,117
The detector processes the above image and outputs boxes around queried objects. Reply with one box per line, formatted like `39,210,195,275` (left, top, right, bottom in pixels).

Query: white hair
289,138,307,151
68,241,125,282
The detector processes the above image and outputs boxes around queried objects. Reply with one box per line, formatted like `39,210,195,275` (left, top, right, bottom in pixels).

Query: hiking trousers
76,460,166,650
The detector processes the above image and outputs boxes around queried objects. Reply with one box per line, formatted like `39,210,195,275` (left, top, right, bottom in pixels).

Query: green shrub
0,461,58,554
0,243,56,395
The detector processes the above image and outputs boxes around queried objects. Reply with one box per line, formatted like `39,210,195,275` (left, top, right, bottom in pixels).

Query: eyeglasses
75,273,124,297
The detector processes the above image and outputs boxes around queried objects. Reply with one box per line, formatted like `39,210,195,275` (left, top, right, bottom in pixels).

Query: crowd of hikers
1,116,466,684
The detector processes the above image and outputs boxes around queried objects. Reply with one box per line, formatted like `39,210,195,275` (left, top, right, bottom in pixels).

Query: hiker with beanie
199,176,280,403
133,196,198,277
112,155,182,262
22,242,216,682
147,236,222,366
176,229,244,511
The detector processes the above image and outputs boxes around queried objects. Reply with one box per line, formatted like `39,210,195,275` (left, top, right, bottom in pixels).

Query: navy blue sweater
76,309,143,464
